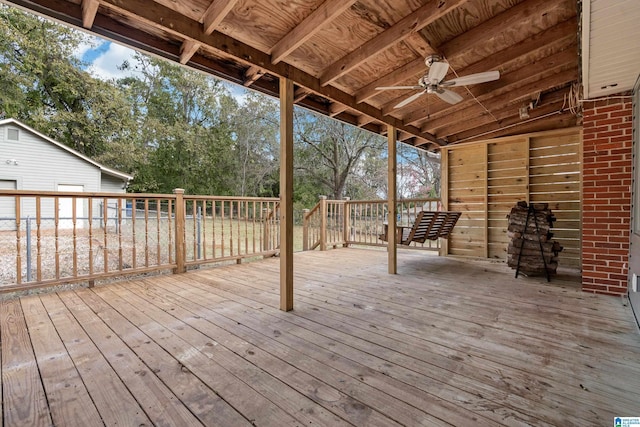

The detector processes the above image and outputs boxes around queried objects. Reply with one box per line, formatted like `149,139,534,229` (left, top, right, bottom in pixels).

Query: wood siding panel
446,146,486,257
444,128,581,268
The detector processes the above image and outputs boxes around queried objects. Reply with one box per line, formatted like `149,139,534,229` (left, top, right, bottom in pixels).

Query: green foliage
294,113,387,200
0,6,138,162
0,6,441,206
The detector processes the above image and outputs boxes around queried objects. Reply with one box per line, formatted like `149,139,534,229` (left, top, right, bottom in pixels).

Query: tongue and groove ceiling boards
2,0,582,150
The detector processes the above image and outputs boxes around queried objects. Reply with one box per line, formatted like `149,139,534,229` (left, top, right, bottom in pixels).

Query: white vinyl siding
0,121,128,222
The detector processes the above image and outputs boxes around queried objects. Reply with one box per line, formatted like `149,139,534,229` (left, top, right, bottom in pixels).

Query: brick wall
582,96,633,295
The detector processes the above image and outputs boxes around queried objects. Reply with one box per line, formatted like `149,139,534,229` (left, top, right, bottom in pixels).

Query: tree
398,147,441,198
294,113,386,199
229,91,280,197
0,6,139,166
119,54,239,194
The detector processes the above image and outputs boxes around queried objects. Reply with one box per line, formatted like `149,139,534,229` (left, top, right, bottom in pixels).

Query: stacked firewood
507,201,563,276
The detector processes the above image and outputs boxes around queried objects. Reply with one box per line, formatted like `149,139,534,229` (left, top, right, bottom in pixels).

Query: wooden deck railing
0,189,280,293
303,196,441,252
182,195,280,267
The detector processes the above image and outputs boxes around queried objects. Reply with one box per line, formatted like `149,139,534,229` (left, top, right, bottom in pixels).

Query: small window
7,128,19,140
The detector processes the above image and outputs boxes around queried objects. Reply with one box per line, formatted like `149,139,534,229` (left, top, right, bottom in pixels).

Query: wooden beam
357,115,374,127
440,0,571,60
81,0,98,29
179,39,200,64
400,46,577,128
400,36,577,124
279,77,294,312
243,66,265,87
423,68,578,134
202,0,239,35
449,108,576,143
355,57,425,104
319,0,468,86
437,95,569,139
293,87,311,103
387,125,397,274
386,14,577,123
271,0,357,64
329,103,348,117
20,0,438,145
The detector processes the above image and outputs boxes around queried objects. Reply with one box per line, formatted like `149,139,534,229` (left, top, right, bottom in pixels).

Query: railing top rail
0,189,177,199
346,198,440,205
304,202,321,219
184,195,280,202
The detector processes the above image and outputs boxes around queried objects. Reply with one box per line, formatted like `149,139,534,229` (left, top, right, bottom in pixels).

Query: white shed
0,118,132,229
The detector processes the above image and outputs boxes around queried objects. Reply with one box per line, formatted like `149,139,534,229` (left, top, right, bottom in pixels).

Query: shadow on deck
1,248,638,426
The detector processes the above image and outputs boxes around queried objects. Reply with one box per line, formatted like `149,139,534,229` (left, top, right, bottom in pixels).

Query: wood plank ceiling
2,0,579,150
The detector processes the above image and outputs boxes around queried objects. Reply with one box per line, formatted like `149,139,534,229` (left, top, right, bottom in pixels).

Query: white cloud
86,42,140,81
72,35,100,61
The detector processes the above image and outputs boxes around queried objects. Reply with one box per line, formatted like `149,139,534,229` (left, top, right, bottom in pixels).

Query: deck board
20,296,103,426
1,300,52,427
2,248,639,426
38,293,152,426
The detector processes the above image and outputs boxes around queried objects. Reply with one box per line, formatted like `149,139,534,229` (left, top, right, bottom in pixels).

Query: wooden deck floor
1,248,639,426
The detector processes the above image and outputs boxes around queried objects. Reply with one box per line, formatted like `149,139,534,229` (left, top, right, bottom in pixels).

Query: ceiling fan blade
427,61,449,84
376,85,423,90
443,70,500,87
394,91,426,109
435,88,463,104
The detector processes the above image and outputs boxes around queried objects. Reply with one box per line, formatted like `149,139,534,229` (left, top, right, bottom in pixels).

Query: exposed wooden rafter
319,0,469,86
440,0,568,60
270,0,356,64
85,0,440,145
329,103,348,117
179,39,200,64
2,0,580,147
243,66,265,87
355,57,425,104
293,87,311,103
357,115,374,127
386,44,576,124
80,0,98,29
397,18,577,125
425,68,578,135
202,0,239,35
434,87,569,137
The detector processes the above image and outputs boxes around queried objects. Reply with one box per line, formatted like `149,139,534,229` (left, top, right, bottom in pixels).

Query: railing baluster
15,195,21,285
144,198,149,267
168,198,173,265
36,196,42,281
55,197,60,279
102,198,108,274
132,198,137,269
88,197,93,276
157,199,161,265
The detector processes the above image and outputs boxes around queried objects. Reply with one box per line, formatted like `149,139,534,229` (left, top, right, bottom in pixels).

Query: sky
73,36,250,103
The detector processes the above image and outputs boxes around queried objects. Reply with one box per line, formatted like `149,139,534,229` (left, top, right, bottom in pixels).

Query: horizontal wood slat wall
443,128,582,268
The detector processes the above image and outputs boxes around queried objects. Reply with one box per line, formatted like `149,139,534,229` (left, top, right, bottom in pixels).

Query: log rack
514,205,550,283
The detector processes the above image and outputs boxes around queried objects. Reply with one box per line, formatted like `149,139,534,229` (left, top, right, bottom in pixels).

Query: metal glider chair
379,211,461,245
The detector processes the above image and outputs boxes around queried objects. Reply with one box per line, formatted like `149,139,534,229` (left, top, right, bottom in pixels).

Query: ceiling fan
376,55,500,109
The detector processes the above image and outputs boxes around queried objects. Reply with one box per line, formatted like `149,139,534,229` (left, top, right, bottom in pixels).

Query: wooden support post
387,125,397,274
319,195,328,251
173,188,186,274
279,77,294,312
343,197,351,247
302,209,310,251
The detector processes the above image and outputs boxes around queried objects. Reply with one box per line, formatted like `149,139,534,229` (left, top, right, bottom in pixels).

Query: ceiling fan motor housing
425,54,442,67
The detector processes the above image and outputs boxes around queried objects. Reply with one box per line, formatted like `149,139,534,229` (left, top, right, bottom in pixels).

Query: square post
279,77,294,311
343,197,351,247
319,195,328,251
172,188,186,274
387,125,397,274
